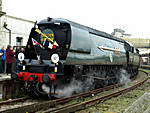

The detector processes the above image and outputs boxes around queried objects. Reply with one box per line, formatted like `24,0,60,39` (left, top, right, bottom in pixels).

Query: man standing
20,47,25,54
15,47,20,60
15,47,20,71
6,45,15,75
0,46,6,73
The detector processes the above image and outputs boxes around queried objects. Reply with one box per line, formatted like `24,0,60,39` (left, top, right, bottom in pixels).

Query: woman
6,45,15,75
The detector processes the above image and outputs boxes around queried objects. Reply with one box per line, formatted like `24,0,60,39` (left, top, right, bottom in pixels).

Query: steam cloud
56,76,94,98
56,69,131,98
119,69,131,86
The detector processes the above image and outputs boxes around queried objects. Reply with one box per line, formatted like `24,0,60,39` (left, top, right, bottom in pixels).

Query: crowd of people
0,45,25,75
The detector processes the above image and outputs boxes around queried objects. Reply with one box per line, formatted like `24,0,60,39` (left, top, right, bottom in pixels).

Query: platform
124,92,150,113
0,73,11,81
140,65,150,69
0,73,12,99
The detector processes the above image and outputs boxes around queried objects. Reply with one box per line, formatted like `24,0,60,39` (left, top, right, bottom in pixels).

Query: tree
3,22,8,28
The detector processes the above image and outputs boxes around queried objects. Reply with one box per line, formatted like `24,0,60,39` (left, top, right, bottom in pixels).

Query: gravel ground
77,69,150,113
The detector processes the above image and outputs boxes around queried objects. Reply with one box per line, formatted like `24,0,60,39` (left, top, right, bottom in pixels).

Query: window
16,37,23,46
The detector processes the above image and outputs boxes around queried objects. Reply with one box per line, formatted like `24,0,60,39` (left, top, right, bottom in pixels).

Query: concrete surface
0,73,11,81
124,92,150,113
0,73,11,99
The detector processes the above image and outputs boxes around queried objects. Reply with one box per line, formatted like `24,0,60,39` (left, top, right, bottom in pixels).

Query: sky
2,0,150,38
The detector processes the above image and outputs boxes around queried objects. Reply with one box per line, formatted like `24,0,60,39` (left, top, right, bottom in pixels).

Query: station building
0,15,34,48
0,0,34,49
1,15,34,48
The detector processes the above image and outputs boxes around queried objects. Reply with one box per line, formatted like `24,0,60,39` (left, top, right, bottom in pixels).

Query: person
15,47,20,72
0,52,2,73
25,45,37,62
6,45,15,75
20,47,25,54
15,47,20,59
0,46,6,73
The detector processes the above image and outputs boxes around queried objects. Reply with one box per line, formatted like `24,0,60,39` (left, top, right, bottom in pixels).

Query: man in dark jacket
15,47,20,59
15,46,20,72
6,45,15,75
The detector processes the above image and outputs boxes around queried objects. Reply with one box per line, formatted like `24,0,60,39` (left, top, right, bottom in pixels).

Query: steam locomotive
11,18,140,98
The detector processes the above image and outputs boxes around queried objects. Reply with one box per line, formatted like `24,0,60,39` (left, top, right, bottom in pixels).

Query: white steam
55,69,131,98
119,69,131,86
56,76,94,98
56,79,82,97
42,84,50,93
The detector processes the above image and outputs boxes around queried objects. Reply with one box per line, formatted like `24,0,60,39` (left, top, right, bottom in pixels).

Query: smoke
55,69,131,98
56,78,82,97
56,75,95,98
119,69,131,86
42,84,50,93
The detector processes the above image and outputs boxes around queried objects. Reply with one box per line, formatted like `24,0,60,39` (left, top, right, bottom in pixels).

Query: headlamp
51,54,59,63
18,53,25,61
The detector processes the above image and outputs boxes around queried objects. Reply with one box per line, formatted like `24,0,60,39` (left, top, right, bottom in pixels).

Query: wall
0,15,34,48
123,38,150,48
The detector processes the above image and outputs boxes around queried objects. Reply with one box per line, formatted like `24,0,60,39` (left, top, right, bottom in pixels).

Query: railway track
0,70,148,113
39,70,149,113
0,97,29,106
0,84,122,113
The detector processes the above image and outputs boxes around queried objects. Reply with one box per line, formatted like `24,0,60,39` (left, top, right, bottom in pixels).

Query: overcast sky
3,0,150,38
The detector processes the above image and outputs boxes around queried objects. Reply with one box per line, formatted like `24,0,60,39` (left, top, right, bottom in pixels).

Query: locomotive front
11,18,71,98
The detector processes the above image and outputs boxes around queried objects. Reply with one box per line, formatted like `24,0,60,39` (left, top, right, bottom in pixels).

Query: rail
42,70,149,113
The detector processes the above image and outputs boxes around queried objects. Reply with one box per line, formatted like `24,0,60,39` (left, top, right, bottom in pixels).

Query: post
4,27,11,45
9,29,11,45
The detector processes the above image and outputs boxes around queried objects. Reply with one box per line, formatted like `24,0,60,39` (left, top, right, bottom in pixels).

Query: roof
38,18,125,43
